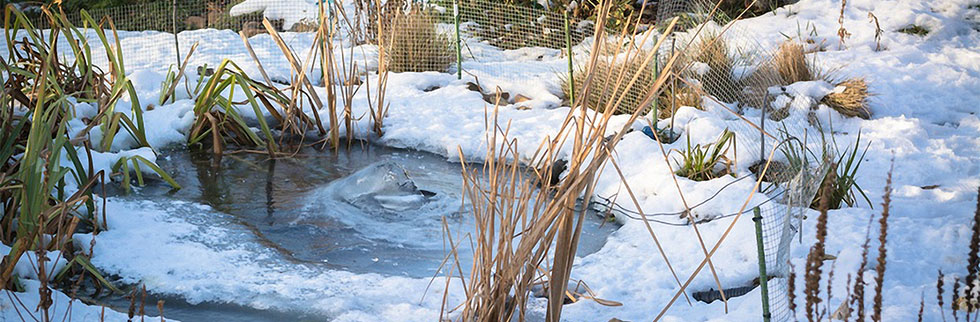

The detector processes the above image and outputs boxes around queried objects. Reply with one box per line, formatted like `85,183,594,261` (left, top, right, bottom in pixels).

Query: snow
1,280,145,322
1,0,978,320
72,198,465,321
229,0,320,30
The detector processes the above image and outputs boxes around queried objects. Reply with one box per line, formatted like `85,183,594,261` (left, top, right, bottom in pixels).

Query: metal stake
564,11,574,106
454,0,462,80
753,207,772,322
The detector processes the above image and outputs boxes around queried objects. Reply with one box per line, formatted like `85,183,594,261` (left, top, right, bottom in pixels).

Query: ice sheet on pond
334,161,434,214
300,160,465,249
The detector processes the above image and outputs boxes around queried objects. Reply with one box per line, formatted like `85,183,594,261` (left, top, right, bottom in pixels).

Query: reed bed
0,6,164,314
439,2,702,319
0,2,383,317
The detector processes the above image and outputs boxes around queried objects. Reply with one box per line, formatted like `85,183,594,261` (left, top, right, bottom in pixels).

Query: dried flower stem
871,163,893,321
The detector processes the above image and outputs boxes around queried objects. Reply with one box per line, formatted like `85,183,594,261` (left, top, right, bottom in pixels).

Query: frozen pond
84,143,619,320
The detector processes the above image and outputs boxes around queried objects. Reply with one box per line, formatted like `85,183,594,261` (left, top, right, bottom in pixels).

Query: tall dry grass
440,2,693,320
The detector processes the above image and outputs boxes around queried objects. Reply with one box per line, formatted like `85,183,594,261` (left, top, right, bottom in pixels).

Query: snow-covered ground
3,0,979,320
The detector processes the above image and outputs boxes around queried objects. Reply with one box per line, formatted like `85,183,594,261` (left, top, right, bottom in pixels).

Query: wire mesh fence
13,0,829,320
652,1,832,320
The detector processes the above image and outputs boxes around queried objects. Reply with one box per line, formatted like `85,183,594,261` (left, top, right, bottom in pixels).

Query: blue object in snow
641,126,657,140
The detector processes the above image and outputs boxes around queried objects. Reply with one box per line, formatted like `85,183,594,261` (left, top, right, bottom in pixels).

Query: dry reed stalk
920,293,927,322
955,278,962,322
140,284,147,321
789,262,798,316
850,206,876,322
157,300,165,322
872,164,893,322
319,1,340,148
442,3,685,320
370,0,390,137
261,19,328,137
868,12,883,52
159,43,198,104
239,31,275,88
331,2,364,143
828,259,837,318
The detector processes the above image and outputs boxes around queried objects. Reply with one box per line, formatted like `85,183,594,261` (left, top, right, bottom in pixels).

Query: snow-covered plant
769,39,872,120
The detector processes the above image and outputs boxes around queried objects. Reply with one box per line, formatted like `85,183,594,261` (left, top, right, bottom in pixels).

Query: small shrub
897,24,930,36
822,78,872,119
673,129,736,181
383,6,455,73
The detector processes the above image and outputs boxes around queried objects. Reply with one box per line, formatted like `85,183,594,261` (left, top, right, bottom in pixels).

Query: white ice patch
79,198,464,320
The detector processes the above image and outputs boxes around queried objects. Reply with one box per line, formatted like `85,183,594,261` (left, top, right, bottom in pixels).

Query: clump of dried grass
562,43,703,117
656,84,703,118
562,51,658,115
774,41,813,84
770,41,872,119
692,33,740,103
383,6,455,73
822,78,872,119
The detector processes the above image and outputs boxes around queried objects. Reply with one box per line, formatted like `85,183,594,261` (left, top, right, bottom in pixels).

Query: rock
242,21,267,38
197,66,214,77
512,94,532,104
